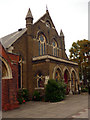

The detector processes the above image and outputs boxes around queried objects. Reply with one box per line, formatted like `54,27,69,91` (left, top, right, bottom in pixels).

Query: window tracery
52,40,57,56
39,34,46,55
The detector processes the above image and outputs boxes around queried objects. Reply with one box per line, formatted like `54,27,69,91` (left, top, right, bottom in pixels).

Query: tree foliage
69,39,90,84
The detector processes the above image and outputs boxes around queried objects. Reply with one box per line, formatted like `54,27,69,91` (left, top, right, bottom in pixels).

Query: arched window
39,34,46,55
52,40,57,56
0,57,12,79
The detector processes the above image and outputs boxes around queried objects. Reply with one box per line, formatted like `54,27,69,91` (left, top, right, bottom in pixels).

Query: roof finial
60,29,64,36
46,4,48,12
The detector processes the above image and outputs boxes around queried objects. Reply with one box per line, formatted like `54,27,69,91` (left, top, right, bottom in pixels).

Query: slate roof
0,28,27,49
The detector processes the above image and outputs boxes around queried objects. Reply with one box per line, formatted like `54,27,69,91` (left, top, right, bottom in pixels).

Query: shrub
45,79,66,102
81,85,88,92
17,88,29,104
32,90,41,101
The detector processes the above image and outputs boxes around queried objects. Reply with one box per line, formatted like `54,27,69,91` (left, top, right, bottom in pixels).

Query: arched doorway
64,69,70,84
55,68,62,82
64,69,70,94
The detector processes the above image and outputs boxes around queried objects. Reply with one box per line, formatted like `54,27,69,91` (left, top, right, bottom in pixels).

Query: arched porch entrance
55,68,63,82
63,68,70,94
64,69,70,84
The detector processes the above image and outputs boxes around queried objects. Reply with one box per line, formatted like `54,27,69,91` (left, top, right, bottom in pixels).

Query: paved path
2,94,88,118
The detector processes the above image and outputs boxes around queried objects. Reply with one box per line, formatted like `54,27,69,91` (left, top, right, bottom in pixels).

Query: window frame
38,34,46,56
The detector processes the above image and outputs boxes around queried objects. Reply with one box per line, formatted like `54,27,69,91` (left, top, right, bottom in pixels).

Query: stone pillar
69,80,72,94
76,79,78,92
45,76,49,85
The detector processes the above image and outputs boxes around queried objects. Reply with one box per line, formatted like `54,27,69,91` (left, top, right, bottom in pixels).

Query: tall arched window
52,40,57,56
39,34,46,55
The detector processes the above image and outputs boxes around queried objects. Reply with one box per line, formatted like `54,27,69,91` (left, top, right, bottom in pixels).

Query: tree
69,39,90,85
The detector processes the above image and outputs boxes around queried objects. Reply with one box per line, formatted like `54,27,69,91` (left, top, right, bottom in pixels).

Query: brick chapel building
1,8,80,96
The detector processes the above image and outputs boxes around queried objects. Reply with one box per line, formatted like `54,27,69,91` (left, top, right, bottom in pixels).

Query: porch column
45,76,49,85
69,79,72,94
75,79,78,92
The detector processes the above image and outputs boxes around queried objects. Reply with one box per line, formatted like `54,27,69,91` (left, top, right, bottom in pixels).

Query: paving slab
2,94,88,118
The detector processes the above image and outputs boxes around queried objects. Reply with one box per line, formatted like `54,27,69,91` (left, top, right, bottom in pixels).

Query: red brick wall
2,79,19,111
0,43,19,111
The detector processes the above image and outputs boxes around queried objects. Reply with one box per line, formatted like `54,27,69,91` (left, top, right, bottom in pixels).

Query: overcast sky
0,0,89,56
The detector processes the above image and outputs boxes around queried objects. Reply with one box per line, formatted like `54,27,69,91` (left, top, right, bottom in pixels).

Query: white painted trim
40,20,45,23
33,55,78,65
52,27,55,29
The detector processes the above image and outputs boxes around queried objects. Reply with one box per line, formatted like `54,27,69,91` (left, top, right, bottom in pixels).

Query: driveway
2,94,88,118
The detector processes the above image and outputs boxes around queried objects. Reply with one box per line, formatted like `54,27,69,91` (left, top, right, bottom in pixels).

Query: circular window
46,20,51,28
39,34,46,43
40,35,44,42
52,41,57,47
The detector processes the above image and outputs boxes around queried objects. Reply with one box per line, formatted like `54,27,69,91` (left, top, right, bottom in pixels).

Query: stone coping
33,55,78,65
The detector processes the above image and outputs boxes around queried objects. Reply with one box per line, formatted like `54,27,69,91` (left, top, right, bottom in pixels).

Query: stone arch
51,37,59,48
36,30,48,43
53,65,63,81
63,66,70,76
70,68,78,80
0,56,12,79
70,68,78,92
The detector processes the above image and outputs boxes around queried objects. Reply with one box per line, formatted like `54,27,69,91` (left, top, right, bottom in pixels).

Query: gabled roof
34,10,59,36
0,28,27,49
0,9,60,49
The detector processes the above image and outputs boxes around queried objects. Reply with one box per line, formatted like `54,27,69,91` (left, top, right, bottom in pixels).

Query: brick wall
0,43,19,111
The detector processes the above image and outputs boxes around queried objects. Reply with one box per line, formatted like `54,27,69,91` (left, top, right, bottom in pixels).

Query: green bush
32,90,41,101
45,79,66,102
81,86,88,92
17,88,29,104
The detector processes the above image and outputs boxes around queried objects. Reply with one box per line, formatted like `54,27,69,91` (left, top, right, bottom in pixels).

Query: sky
0,0,89,57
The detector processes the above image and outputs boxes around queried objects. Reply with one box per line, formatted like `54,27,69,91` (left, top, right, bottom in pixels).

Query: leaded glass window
38,34,46,55
52,40,57,56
